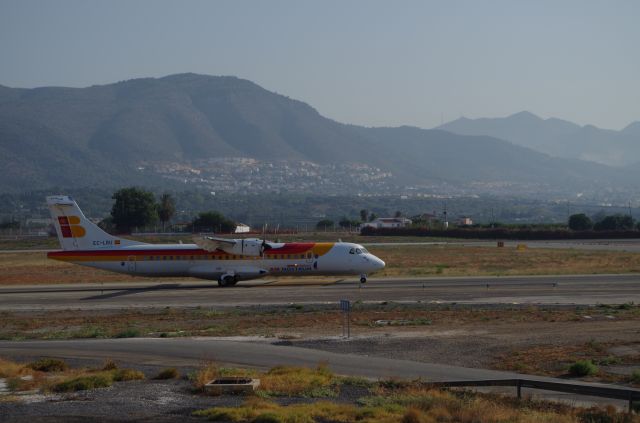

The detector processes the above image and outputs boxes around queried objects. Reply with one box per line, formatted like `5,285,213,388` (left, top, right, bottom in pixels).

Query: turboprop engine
194,236,268,257
219,238,264,256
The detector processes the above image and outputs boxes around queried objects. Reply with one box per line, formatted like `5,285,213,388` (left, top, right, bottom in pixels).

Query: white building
458,217,473,226
361,217,412,229
234,223,251,233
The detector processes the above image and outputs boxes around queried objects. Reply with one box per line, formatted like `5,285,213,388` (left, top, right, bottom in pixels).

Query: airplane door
127,256,136,272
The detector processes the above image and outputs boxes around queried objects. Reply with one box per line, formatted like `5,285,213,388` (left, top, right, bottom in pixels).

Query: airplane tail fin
46,195,140,251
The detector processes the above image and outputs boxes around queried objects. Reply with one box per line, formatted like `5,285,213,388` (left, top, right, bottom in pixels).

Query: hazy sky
1,0,638,130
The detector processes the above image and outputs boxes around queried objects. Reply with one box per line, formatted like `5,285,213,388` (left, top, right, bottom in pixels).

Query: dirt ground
2,303,640,386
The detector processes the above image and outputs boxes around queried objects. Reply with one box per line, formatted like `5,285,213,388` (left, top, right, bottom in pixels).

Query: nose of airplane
373,256,385,270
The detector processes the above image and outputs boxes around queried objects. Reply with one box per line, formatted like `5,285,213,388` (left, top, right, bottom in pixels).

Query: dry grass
2,304,640,342
192,361,220,391
494,340,640,382
258,363,336,397
4,244,640,285
193,382,636,423
192,362,337,398
369,245,640,277
0,356,144,394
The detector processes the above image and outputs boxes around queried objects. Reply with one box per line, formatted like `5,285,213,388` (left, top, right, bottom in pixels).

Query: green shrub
115,328,140,338
6,377,21,391
112,368,145,381
568,360,598,377
154,368,179,380
73,326,107,338
53,375,112,392
630,369,640,384
27,358,68,372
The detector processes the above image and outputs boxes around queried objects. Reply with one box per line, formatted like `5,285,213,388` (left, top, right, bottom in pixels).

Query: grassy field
371,244,640,278
4,243,640,285
2,303,639,341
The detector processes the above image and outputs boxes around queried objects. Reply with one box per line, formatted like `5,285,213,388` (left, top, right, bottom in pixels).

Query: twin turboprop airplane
46,196,385,286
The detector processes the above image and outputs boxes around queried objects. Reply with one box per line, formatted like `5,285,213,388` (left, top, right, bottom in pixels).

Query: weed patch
258,364,336,397
52,374,112,392
27,358,68,372
112,368,145,381
154,368,179,380
115,328,140,338
568,360,598,377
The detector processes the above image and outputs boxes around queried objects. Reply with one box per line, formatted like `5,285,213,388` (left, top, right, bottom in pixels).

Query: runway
1,273,639,310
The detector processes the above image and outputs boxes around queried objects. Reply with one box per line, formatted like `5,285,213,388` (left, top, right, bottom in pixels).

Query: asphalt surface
1,337,638,409
1,274,640,310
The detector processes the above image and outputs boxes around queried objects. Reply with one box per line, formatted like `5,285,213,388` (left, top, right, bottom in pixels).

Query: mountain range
438,111,640,167
0,73,637,195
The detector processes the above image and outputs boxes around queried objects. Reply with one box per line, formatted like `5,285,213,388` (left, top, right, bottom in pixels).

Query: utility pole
443,202,448,229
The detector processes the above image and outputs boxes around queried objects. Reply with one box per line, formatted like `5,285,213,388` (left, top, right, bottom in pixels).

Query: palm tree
157,193,176,232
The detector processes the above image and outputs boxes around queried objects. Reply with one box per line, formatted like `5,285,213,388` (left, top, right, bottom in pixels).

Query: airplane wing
193,236,266,256
192,235,237,252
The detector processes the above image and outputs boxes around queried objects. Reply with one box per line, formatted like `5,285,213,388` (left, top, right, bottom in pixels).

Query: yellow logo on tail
58,216,86,238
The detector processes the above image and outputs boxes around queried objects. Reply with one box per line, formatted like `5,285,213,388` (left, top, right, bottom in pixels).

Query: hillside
438,111,640,166
0,74,633,194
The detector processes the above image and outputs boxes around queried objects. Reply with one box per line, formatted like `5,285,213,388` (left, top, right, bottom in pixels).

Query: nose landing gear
360,274,367,284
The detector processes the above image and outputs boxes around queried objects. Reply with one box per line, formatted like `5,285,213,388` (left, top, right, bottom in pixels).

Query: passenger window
349,248,355,254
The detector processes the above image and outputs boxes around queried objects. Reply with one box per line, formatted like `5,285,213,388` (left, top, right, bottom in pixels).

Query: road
1,274,639,310
1,337,637,409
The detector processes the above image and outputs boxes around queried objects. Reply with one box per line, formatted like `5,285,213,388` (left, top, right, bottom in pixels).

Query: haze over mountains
0,73,638,196
438,111,640,167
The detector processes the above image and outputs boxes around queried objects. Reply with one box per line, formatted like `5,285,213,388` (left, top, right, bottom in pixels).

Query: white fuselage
48,241,385,281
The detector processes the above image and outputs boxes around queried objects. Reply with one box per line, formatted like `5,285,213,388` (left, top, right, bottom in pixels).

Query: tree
394,210,402,218
368,212,377,222
157,193,176,232
316,219,334,230
339,217,360,228
359,209,368,222
192,211,236,233
593,214,634,231
568,213,593,231
111,187,158,233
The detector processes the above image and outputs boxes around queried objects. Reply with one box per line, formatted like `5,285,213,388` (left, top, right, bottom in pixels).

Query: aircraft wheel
360,276,367,284
218,275,235,287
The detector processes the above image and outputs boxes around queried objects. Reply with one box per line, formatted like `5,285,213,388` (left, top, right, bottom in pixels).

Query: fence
427,379,640,412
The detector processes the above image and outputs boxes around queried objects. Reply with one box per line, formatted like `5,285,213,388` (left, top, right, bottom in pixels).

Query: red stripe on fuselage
47,242,317,259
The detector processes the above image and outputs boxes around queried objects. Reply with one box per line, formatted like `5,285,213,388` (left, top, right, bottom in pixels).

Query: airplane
46,195,385,286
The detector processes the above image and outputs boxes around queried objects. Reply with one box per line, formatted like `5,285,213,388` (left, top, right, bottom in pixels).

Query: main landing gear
360,274,367,284
218,274,238,287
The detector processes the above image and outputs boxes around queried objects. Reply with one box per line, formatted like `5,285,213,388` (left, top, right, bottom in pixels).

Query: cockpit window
356,248,362,254
349,248,355,254
361,247,369,254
